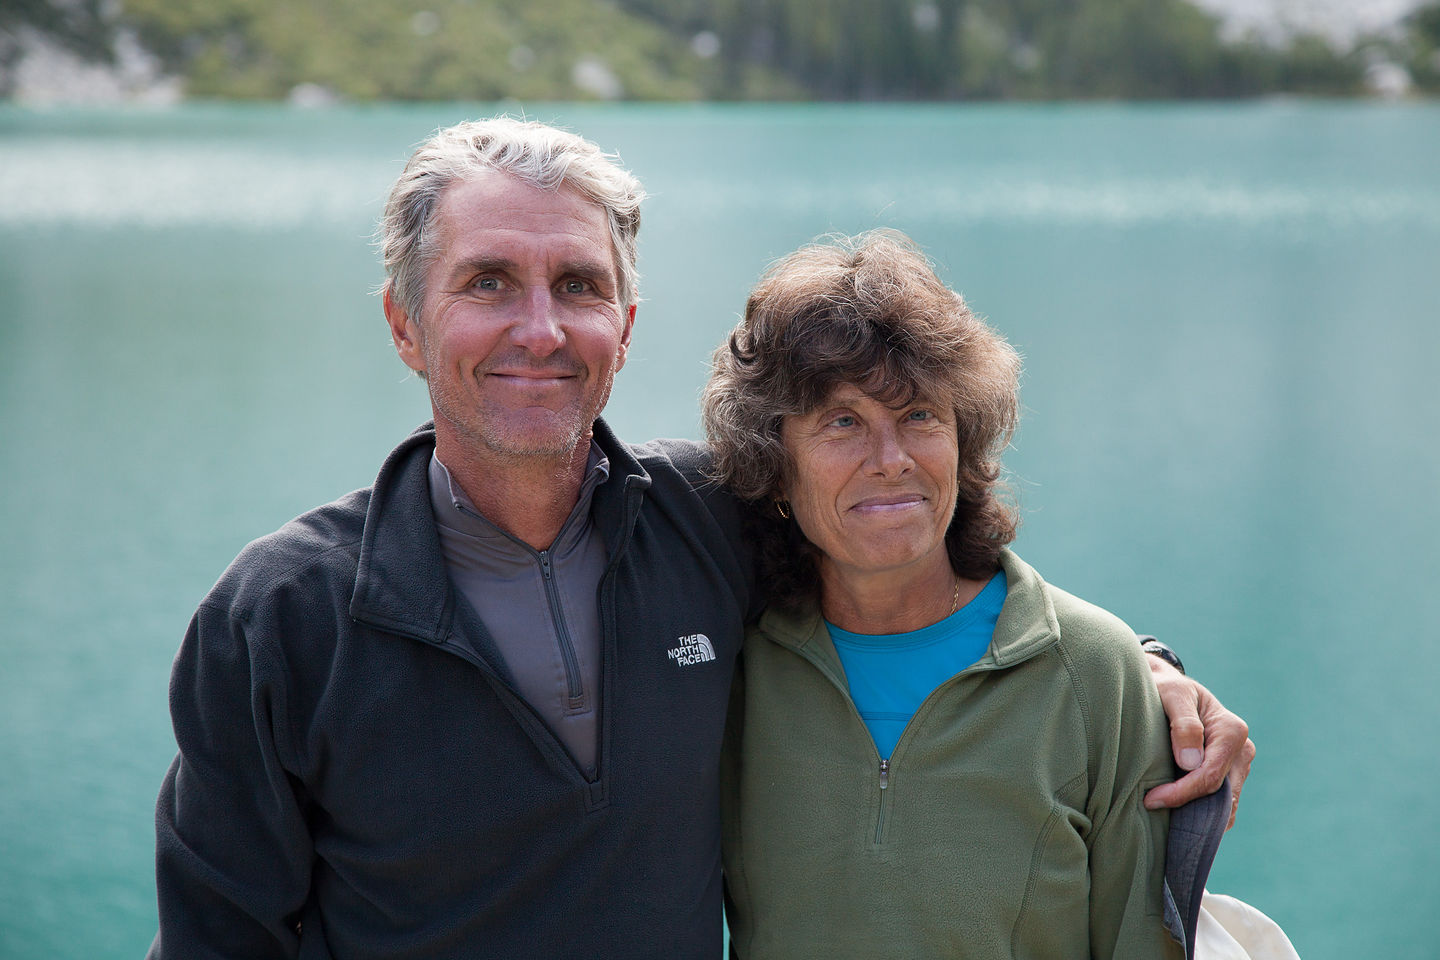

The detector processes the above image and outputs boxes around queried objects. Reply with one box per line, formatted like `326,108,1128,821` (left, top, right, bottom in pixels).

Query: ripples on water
3,135,1437,229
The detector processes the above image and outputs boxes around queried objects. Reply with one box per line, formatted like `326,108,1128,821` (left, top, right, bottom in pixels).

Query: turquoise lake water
1,101,1437,958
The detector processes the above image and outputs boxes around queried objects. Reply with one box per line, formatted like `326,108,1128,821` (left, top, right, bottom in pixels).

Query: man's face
387,169,634,465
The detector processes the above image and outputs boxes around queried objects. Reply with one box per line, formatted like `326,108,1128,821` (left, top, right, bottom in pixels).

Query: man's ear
383,284,426,375
613,302,636,373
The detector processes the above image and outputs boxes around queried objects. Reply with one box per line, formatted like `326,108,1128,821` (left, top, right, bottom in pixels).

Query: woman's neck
820,557,991,635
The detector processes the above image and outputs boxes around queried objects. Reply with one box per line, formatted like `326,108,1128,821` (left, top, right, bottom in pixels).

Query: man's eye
563,279,589,294
475,277,500,291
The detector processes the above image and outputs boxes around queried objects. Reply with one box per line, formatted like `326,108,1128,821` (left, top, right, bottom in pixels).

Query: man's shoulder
626,437,716,486
625,437,745,521
208,424,436,617
617,435,756,603
206,487,373,618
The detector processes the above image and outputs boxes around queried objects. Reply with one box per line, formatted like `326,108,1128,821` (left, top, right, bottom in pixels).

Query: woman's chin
822,541,951,581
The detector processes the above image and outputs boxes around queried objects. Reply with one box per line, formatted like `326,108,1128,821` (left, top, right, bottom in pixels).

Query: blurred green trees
114,0,764,100
4,0,1436,100
1403,2,1440,92
629,0,1382,98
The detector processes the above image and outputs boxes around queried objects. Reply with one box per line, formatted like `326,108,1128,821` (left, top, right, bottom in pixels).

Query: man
150,117,1252,959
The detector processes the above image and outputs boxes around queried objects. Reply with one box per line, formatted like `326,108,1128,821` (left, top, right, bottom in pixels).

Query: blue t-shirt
827,570,1007,759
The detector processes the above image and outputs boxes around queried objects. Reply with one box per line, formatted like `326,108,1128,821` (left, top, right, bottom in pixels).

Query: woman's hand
1141,656,1256,829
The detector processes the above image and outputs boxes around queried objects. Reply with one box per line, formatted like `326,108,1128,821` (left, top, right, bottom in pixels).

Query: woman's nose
868,425,914,477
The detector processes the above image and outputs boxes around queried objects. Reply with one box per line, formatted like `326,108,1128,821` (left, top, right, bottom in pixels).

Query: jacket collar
587,418,652,565
349,419,650,644
756,548,1061,671
989,549,1063,666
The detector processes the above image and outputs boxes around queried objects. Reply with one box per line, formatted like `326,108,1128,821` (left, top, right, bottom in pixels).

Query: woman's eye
829,415,855,428
907,409,934,422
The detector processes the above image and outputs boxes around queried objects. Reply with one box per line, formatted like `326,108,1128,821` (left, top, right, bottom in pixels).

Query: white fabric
1196,891,1301,960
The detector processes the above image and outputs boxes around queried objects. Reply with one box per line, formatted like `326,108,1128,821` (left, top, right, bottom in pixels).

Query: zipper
401,457,649,795
538,549,585,705
786,641,895,844
876,758,891,843
787,635,1006,846
448,498,589,708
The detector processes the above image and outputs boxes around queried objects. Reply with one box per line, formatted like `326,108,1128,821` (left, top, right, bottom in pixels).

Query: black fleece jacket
150,421,754,960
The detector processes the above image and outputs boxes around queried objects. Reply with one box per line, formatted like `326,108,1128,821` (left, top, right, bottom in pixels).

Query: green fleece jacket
721,550,1182,960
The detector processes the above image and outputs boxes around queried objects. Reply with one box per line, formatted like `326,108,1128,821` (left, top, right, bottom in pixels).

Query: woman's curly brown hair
701,230,1021,609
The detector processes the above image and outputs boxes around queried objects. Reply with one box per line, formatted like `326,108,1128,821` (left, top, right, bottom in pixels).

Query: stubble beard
449,369,615,467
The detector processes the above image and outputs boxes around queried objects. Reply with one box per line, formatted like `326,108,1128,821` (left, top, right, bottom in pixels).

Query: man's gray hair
380,117,646,321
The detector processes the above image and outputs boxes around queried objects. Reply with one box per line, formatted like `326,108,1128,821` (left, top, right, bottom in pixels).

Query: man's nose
509,288,565,356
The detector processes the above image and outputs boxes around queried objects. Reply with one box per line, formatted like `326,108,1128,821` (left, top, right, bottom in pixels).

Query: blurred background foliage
2,0,1437,101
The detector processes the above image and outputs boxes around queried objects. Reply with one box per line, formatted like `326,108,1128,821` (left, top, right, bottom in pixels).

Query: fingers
1148,657,1205,771
1192,684,1249,794
1225,738,1257,830
1144,664,1252,811
1170,716,1206,773
1144,765,1219,810
1143,720,1240,807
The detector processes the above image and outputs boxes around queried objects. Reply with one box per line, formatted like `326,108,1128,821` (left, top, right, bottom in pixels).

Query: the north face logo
667,633,716,666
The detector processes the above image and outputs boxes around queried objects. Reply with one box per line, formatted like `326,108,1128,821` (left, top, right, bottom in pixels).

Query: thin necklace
949,575,961,616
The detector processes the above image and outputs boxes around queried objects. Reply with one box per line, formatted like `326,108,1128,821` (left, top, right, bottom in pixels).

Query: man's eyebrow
556,258,615,280
448,255,515,279
445,256,614,281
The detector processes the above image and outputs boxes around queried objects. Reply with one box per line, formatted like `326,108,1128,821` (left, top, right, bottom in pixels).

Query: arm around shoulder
1141,651,1255,825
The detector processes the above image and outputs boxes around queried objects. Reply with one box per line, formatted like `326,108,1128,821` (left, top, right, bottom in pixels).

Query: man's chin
477,417,592,461
432,400,604,465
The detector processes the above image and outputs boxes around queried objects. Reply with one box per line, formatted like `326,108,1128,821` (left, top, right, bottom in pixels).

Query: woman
704,231,1186,959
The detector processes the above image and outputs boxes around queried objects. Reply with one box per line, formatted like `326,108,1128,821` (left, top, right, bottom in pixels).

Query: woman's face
780,383,959,583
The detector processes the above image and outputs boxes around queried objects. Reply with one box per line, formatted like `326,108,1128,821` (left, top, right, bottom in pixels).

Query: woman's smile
849,492,927,513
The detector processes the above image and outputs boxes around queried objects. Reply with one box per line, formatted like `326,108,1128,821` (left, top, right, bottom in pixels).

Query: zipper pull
879,758,890,790
539,550,553,580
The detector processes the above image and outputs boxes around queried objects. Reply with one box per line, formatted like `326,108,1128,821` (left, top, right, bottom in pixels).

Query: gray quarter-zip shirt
428,448,609,777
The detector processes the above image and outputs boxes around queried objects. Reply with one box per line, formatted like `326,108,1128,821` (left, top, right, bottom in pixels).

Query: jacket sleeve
1077,620,1186,960
149,600,312,960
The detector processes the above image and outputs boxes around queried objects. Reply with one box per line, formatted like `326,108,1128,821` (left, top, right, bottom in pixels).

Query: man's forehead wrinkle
443,175,608,229
441,214,610,259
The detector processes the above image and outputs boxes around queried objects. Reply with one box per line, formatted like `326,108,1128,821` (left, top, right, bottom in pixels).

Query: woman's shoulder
1048,585,1141,652
1000,549,1148,677
1002,552,1171,783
